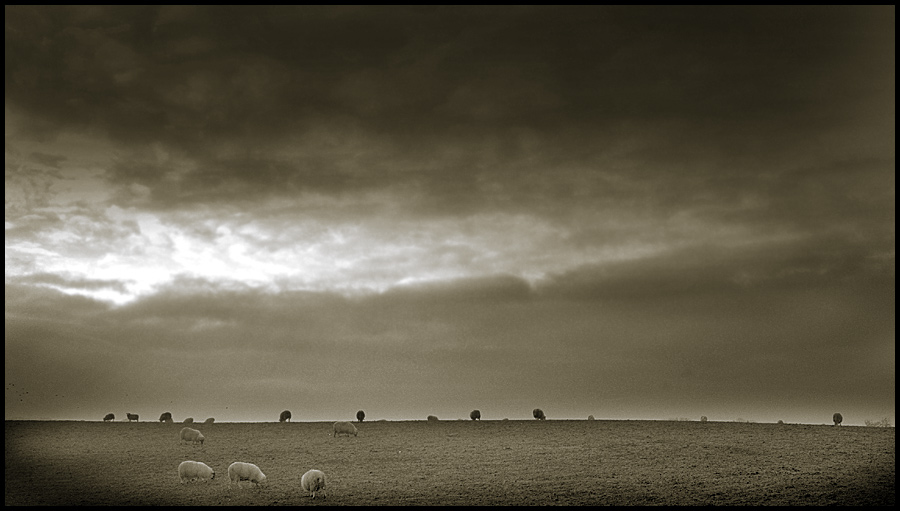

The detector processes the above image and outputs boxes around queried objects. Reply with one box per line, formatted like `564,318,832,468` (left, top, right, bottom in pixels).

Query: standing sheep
279,410,292,422
177,461,215,483
833,413,843,426
357,410,365,423
333,420,358,437
228,462,267,487
103,413,115,422
470,410,481,421
126,413,139,422
533,408,546,420
427,415,439,422
159,412,172,422
180,427,205,445
300,469,327,499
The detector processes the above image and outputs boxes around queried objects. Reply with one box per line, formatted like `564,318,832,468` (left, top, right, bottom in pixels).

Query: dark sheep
279,410,292,422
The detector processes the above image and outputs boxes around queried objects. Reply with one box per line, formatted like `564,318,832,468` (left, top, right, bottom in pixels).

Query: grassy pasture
5,419,894,505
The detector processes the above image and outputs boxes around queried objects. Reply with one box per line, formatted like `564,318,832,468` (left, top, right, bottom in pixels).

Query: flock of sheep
174,420,340,499
176,460,326,498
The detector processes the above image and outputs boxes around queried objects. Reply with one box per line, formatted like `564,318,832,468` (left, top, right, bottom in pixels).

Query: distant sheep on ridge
183,417,194,424
159,412,172,422
427,415,439,422
279,410,291,422
533,408,546,420
204,417,215,424
103,413,115,422
357,410,365,423
470,410,481,421
126,413,139,422
833,413,843,426
333,420,358,437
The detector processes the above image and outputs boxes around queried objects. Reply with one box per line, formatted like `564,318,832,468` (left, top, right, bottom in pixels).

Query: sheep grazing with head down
204,417,215,424
228,462,267,487
159,412,172,422
357,410,365,423
178,461,215,483
333,420,358,437
301,469,327,499
279,410,292,422
180,427,205,445
470,410,481,421
427,415,439,422
833,413,843,426
126,413,139,422
533,408,546,420
183,417,194,424
103,413,115,422
587,415,595,421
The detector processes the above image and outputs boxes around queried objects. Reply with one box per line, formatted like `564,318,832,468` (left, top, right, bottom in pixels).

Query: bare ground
5,419,894,505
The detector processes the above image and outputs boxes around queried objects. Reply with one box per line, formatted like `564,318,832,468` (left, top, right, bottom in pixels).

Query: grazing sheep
183,417,194,424
427,415,439,422
357,410,365,423
470,410,481,421
533,408,546,420
204,418,215,424
333,420,358,437
159,412,172,422
103,413,115,422
300,469,327,499
587,415,595,421
777,420,785,425
180,427,205,445
700,416,708,423
126,413,139,422
228,462,267,487
178,461,215,483
833,413,843,426
279,410,291,422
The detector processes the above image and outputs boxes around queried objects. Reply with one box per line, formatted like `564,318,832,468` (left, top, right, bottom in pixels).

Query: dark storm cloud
6,258,892,422
5,6,894,423
6,6,893,218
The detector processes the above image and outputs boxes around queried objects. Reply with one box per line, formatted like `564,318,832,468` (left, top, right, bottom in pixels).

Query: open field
5,419,894,506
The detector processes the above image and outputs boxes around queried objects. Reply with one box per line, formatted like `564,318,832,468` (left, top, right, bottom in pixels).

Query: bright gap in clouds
7,198,678,305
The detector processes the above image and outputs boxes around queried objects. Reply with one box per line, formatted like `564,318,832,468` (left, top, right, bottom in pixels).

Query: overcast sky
5,6,894,425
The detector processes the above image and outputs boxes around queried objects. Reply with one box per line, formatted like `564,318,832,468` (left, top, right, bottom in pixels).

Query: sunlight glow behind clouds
7,198,680,305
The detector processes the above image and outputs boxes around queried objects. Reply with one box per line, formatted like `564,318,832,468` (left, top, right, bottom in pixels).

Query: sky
5,6,895,425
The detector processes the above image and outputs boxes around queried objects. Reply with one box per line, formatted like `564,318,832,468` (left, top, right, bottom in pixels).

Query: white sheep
300,469,327,499
228,462,267,487
180,427,205,445
177,461,215,483
333,420,358,437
